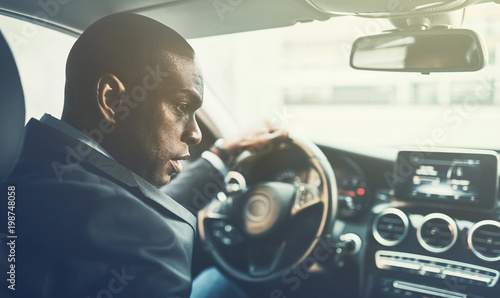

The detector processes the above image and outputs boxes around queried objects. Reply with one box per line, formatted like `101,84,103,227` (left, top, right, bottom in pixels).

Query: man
2,13,286,297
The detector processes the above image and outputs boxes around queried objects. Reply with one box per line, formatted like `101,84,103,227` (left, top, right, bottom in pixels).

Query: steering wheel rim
198,136,337,282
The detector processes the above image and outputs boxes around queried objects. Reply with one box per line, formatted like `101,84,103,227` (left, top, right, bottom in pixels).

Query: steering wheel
198,136,337,282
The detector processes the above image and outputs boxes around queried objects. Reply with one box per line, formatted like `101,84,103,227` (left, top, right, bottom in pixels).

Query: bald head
64,13,194,109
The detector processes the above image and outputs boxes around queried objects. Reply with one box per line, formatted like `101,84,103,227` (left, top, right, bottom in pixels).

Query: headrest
0,29,26,183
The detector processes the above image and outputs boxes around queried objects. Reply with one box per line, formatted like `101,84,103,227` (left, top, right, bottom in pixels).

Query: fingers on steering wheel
241,129,289,152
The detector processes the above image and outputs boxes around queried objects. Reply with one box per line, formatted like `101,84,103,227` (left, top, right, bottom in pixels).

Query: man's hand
210,123,289,164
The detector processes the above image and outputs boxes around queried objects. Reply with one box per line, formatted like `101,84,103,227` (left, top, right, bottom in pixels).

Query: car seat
0,28,25,298
0,29,25,183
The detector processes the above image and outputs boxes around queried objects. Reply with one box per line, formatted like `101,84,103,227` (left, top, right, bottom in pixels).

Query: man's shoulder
9,156,130,202
8,124,130,203
11,118,121,190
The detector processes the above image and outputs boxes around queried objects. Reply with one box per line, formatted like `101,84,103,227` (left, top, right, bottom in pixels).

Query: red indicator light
356,188,366,196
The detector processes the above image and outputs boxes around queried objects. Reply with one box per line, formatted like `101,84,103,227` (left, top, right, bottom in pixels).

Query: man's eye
177,102,189,113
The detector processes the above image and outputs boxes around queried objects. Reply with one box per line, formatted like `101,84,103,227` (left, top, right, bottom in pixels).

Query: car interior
1,0,500,297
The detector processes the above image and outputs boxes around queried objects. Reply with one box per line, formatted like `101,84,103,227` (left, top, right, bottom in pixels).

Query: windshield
190,3,500,159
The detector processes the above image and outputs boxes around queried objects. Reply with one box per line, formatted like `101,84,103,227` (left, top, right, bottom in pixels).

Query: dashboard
331,148,500,298
365,149,500,298
246,145,500,298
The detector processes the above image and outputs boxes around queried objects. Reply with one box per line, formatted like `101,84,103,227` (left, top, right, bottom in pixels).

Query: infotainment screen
393,150,499,209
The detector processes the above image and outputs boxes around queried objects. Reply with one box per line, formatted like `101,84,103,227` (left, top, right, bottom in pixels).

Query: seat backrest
0,29,25,183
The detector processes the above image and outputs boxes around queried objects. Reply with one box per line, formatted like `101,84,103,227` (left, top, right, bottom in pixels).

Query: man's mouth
170,155,190,174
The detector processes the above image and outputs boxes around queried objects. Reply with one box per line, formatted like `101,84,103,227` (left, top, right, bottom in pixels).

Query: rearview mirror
350,29,487,74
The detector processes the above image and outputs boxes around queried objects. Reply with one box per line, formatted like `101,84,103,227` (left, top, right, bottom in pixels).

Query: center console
364,149,500,298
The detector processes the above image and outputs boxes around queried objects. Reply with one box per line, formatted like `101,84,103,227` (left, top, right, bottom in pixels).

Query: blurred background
1,2,500,159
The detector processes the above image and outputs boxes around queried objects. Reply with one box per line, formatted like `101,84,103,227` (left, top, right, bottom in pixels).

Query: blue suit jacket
1,119,224,298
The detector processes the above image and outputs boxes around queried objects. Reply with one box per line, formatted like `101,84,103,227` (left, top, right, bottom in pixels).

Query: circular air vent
468,220,500,262
417,213,457,253
372,208,409,246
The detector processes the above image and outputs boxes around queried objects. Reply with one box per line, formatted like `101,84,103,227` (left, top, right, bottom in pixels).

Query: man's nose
182,118,202,145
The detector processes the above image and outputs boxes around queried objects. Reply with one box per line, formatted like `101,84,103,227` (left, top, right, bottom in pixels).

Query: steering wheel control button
216,192,228,202
293,184,320,211
372,208,409,246
375,250,499,288
207,197,232,219
417,213,457,253
210,220,243,246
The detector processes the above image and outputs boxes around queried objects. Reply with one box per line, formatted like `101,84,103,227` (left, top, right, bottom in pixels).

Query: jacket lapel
132,172,197,230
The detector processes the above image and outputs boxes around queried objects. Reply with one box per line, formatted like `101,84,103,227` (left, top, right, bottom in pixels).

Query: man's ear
96,73,126,124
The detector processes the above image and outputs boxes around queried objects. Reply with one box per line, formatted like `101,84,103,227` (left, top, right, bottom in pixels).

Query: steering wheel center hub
241,183,296,238
245,194,270,222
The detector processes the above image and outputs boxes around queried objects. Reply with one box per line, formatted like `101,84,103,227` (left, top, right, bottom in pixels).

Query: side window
0,15,75,122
